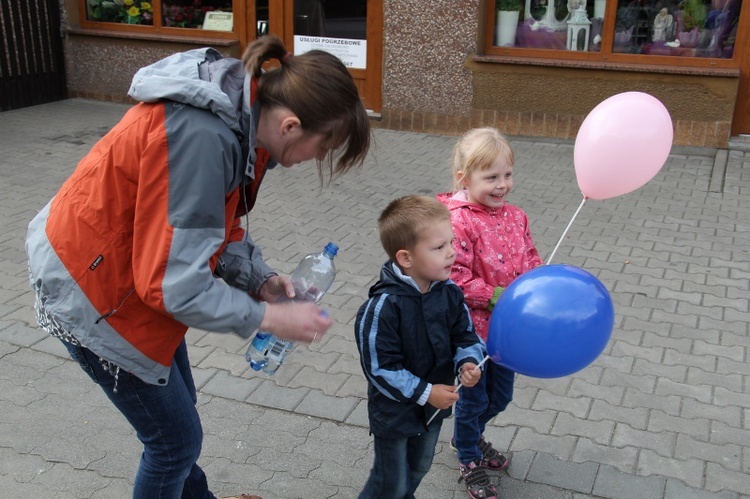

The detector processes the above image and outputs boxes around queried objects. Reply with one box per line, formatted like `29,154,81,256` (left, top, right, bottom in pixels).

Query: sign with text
202,12,233,31
293,36,367,69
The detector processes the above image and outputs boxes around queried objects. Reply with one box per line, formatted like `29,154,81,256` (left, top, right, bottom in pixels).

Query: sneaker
478,436,509,470
458,460,498,499
450,436,510,471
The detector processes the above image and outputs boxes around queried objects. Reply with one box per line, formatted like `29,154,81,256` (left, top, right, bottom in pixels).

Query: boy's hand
427,384,460,409
459,363,481,387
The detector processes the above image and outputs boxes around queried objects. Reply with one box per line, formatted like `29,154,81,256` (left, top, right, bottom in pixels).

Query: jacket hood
128,48,249,137
437,190,505,215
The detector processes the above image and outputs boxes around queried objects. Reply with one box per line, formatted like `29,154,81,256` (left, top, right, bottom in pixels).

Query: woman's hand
258,275,295,303
259,300,333,343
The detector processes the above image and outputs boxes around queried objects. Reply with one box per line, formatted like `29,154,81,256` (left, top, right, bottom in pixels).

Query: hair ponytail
242,34,288,77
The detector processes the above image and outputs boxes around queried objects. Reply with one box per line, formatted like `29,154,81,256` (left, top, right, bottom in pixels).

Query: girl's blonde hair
451,127,514,192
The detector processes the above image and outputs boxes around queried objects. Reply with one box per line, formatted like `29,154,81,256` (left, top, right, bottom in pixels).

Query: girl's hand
459,363,481,387
258,275,296,303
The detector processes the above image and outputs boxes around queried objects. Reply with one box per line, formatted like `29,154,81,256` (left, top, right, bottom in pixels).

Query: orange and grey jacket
26,48,277,385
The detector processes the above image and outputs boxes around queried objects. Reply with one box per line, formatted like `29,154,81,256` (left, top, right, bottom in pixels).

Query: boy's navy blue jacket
355,261,486,438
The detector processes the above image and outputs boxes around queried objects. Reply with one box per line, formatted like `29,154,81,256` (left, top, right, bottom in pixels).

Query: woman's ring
313,331,318,341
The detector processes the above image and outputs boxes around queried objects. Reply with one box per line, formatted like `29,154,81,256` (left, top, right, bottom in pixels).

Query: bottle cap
324,242,339,256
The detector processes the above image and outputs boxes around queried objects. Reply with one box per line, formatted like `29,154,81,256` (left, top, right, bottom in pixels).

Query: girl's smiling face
460,157,513,209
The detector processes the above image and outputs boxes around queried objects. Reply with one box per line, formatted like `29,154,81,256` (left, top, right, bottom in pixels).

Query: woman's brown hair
243,35,371,178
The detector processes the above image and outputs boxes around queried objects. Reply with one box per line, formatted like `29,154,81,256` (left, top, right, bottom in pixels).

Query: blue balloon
487,264,614,378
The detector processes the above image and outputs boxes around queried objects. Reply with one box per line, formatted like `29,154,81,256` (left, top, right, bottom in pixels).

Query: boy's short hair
378,195,450,261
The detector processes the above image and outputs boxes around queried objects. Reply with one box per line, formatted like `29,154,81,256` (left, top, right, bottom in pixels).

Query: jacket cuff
488,286,504,312
417,383,432,406
215,241,275,294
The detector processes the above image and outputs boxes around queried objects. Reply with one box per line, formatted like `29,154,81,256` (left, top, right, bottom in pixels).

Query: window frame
76,0,247,43
481,0,750,70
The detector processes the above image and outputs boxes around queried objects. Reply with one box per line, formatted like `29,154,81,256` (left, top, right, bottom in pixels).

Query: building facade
57,0,749,148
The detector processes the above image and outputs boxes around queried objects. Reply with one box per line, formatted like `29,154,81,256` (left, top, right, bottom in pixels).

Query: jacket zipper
95,288,136,324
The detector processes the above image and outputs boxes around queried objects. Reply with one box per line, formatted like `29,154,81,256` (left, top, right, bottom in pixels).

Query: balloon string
425,355,490,426
546,196,588,265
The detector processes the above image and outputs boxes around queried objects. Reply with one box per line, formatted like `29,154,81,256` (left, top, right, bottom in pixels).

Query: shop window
612,0,739,57
292,0,366,39
84,0,233,30
486,0,742,63
256,0,269,36
86,0,155,25
291,0,368,70
162,1,229,28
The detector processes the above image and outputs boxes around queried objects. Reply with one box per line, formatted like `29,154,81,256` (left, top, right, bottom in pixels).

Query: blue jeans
453,361,515,464
358,421,442,499
62,339,215,499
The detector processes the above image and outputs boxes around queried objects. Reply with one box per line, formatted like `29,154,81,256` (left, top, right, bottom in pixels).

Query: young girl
437,127,544,499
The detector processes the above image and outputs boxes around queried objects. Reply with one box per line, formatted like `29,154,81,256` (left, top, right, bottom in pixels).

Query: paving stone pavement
1,99,748,499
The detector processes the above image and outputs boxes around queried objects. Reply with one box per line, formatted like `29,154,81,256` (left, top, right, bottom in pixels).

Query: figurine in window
653,7,674,42
567,0,587,15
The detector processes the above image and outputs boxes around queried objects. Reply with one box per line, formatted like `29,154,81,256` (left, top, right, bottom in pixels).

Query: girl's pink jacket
437,191,544,341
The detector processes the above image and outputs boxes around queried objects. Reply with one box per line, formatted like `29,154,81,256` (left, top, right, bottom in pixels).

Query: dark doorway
1,0,67,111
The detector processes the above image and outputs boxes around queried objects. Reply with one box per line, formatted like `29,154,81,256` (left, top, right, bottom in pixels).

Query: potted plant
678,0,707,47
495,0,522,46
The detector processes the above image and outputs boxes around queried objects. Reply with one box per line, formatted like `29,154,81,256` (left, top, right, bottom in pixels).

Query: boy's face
398,219,456,293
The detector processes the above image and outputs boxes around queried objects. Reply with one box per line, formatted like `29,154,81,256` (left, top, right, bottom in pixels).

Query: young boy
355,195,488,499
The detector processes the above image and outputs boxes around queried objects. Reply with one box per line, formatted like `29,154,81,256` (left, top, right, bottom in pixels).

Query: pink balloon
574,92,673,200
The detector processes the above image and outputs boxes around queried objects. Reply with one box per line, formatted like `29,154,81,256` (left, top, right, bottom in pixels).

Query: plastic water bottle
245,242,338,375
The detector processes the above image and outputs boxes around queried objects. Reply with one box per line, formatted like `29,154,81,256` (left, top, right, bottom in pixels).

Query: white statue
653,8,674,42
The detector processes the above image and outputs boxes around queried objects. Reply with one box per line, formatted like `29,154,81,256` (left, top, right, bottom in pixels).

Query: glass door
288,0,382,113
248,0,381,113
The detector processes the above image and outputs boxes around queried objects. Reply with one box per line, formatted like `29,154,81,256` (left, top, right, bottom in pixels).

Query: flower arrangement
497,0,523,12
680,0,707,32
163,0,217,29
87,0,154,25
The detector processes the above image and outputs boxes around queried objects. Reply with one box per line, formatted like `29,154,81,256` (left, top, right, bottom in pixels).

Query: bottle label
266,339,289,363
264,337,293,364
